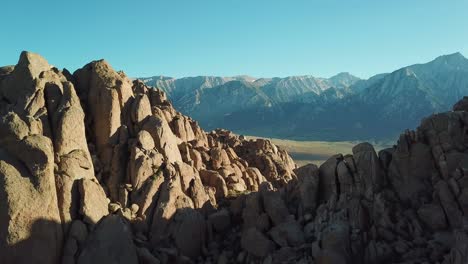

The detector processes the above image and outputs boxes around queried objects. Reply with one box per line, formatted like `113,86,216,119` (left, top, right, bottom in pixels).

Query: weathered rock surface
78,178,108,225
1,51,467,264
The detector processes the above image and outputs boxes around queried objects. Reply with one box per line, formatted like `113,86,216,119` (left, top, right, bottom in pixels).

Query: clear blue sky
2,0,467,79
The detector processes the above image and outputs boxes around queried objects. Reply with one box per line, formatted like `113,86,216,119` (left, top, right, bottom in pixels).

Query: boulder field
0,51,467,264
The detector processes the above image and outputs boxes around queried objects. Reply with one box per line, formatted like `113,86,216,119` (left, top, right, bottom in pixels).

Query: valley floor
246,136,390,166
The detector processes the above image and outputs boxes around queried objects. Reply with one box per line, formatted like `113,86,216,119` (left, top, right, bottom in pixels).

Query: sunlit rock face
1,51,468,264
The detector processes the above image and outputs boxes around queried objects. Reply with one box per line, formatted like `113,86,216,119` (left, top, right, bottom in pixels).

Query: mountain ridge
140,52,468,141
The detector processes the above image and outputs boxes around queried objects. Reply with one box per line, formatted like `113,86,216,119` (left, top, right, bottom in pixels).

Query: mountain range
141,52,468,141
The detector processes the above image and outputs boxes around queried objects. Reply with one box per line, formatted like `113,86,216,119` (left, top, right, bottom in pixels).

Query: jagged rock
77,215,138,264
1,51,51,112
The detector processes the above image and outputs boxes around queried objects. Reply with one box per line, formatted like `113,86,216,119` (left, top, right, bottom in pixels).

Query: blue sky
2,0,467,78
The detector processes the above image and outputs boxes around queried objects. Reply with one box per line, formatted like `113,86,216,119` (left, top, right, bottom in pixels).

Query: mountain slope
152,53,468,141
140,73,362,135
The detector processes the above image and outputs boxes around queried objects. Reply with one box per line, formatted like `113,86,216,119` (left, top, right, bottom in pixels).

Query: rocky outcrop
1,51,467,264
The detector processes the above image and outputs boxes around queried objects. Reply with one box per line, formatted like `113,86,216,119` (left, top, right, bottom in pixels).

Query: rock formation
0,51,467,264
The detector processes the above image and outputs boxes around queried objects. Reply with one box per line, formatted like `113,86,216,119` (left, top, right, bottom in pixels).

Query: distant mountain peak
329,72,361,89
331,72,357,78
445,51,464,58
431,52,468,66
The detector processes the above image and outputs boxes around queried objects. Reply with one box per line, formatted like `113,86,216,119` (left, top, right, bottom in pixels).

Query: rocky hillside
1,52,468,264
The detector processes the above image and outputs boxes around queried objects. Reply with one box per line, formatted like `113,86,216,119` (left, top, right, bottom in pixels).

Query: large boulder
0,136,63,264
78,178,109,225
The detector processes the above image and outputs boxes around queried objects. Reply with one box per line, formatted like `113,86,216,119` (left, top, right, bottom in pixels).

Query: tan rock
0,112,29,142
131,92,152,130
128,132,164,192
200,169,228,198
189,148,204,170
79,178,109,225
170,115,196,142
150,165,194,246
211,147,230,169
142,115,182,163
0,135,63,264
73,59,134,176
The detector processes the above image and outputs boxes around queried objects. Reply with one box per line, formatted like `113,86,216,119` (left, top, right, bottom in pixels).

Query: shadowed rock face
0,51,467,264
